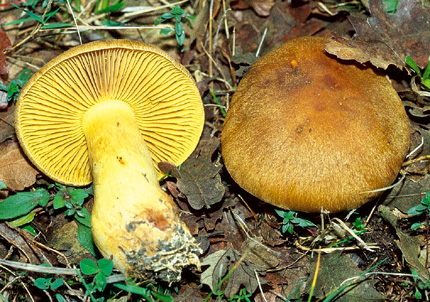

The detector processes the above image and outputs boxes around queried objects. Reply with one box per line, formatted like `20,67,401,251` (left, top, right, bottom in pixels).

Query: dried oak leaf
231,0,275,17
325,0,430,70
0,16,11,77
201,247,267,298
0,102,15,143
0,141,38,191
176,137,225,210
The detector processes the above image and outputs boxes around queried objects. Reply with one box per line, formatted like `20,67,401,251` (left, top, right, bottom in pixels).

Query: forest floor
0,0,430,301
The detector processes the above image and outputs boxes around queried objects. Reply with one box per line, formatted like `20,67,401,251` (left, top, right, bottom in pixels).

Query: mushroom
15,40,204,281
222,36,410,213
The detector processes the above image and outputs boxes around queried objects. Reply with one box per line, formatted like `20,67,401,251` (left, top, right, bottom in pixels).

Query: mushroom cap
222,36,410,213
15,40,204,186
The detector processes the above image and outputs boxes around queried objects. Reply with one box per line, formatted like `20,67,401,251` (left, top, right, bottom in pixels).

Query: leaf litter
325,0,430,70
1,0,430,301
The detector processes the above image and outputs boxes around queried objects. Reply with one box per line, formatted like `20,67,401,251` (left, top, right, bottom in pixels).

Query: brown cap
222,36,410,213
15,39,204,186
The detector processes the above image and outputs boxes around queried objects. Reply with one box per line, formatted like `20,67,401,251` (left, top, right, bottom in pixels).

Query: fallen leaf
176,137,225,210
0,16,11,76
231,47,257,78
200,247,266,298
326,0,430,70
240,238,279,269
306,250,386,301
0,141,39,191
231,0,275,17
0,102,15,142
378,205,429,281
158,161,181,178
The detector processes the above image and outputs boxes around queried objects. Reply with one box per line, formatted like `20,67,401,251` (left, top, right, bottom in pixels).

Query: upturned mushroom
222,36,410,213
15,40,204,281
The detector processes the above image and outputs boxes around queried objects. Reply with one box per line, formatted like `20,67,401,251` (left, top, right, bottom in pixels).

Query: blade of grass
308,247,321,302
209,88,226,117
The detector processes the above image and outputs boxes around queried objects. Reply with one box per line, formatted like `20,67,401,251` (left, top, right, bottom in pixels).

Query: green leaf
0,181,6,189
155,12,174,25
407,204,427,216
55,293,67,302
34,278,51,290
74,207,91,227
50,278,64,290
18,69,31,82
151,290,174,302
53,191,66,209
42,23,74,29
415,288,422,299
9,211,35,227
80,259,99,275
94,272,107,292
98,259,113,276
176,30,185,47
160,27,174,35
406,56,421,76
171,6,184,15
70,188,89,203
21,224,37,235
0,188,49,220
22,8,45,23
77,223,97,256
2,17,37,27
422,56,430,80
95,1,125,14
411,222,424,230
383,0,398,13
422,79,430,90
113,283,153,300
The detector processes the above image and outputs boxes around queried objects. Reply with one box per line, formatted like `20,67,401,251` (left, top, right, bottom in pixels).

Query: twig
208,0,214,90
255,270,268,302
332,218,375,252
0,258,126,283
362,174,405,194
7,0,54,53
66,0,82,44
255,28,267,57
407,136,424,159
40,25,170,32
118,0,189,23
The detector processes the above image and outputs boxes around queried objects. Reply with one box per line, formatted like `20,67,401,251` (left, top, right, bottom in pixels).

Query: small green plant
407,192,430,230
402,270,430,300
34,277,65,302
275,209,315,235
0,183,95,254
406,55,430,91
227,288,252,301
154,5,195,51
351,216,366,231
0,69,31,103
80,258,113,295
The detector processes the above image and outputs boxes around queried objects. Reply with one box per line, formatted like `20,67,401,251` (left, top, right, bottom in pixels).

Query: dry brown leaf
200,247,267,298
0,102,15,142
326,0,430,70
0,141,39,191
231,0,275,17
176,137,225,210
0,17,11,77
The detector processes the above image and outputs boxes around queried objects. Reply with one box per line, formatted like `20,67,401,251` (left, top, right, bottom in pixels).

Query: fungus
222,36,410,213
15,40,204,281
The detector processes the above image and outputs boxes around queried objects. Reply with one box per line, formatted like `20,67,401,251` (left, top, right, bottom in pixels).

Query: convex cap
15,39,204,186
222,36,410,213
